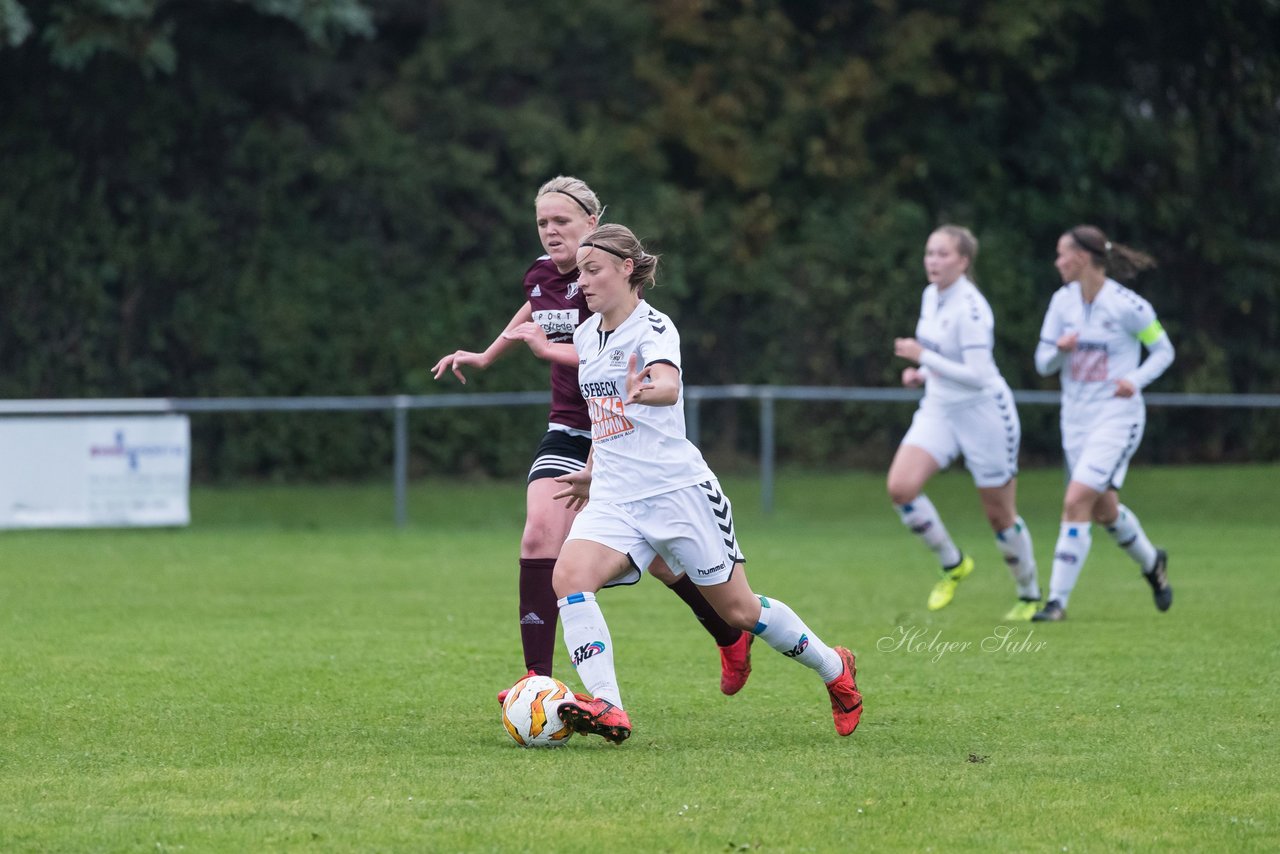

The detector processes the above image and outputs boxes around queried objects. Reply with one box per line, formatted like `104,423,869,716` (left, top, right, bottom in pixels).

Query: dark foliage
2,0,1276,478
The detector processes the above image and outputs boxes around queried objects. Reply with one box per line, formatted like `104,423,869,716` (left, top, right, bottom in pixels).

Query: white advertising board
0,415,190,528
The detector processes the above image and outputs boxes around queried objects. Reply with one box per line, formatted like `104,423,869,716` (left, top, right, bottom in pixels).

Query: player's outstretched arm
431,303,533,384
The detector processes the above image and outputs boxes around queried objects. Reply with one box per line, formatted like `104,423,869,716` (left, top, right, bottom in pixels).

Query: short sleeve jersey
915,276,1005,409
523,256,590,431
572,300,714,503
1038,278,1159,425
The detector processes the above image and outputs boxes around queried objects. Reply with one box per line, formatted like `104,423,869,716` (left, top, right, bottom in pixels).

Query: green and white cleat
1003,598,1040,621
927,554,974,611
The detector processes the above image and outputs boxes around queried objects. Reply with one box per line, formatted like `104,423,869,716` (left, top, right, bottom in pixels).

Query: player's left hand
502,322,550,357
894,337,924,363
1114,378,1137,398
624,354,655,404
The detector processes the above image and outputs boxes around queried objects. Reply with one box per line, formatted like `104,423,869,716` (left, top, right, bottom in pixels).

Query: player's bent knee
708,603,756,632
708,591,762,631
521,530,566,558
551,563,589,599
886,480,920,507
985,508,1016,531
1092,507,1119,527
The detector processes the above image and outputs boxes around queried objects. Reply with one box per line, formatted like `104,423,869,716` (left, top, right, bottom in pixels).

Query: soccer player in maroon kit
432,176,752,700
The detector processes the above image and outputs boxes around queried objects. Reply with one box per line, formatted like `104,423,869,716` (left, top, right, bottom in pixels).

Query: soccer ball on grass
500,674,574,747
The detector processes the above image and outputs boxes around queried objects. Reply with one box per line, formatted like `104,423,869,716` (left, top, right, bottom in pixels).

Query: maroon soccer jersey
523,256,590,431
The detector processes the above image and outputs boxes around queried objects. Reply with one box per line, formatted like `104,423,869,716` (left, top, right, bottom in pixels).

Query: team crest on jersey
609,349,626,366
567,281,580,300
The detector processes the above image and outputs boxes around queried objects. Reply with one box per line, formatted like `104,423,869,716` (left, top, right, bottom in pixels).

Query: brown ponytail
579,223,660,292
1066,224,1157,280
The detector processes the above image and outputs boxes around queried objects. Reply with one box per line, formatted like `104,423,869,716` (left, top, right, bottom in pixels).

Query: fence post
760,392,775,515
393,396,409,528
685,389,701,448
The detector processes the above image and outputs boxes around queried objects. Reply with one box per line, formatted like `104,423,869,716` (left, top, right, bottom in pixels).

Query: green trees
2,1,1276,477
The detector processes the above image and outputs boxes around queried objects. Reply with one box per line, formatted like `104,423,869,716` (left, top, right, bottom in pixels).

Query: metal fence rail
3,388,1278,524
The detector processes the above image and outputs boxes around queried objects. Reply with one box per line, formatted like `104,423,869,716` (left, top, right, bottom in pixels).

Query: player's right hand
1056,331,1079,352
553,469,591,511
894,337,924,363
503,322,550,357
901,367,925,388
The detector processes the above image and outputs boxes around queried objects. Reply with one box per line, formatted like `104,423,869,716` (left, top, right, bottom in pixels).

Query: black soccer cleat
1031,599,1066,622
1143,548,1173,612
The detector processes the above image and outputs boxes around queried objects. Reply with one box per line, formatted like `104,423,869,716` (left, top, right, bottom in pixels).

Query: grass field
1,465,1276,852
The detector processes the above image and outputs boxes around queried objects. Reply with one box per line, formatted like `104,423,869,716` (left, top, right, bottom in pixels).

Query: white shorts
1063,416,1145,492
565,480,746,587
900,388,1020,488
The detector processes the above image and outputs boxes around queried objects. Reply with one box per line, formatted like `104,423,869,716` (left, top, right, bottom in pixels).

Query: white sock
895,495,962,568
1105,504,1158,573
557,592,621,707
995,516,1040,600
1048,522,1092,608
753,595,843,682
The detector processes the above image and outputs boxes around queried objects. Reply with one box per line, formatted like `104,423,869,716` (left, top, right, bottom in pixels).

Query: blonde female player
889,225,1041,620
431,177,752,700
507,224,861,743
1030,225,1175,621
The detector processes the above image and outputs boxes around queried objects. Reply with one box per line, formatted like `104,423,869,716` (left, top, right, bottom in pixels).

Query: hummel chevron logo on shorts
699,481,740,555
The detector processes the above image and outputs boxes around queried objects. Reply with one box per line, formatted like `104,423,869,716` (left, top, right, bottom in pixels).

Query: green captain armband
1137,319,1165,345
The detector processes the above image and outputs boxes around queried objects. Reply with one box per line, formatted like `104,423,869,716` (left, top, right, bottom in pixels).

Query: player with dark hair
1031,224,1175,621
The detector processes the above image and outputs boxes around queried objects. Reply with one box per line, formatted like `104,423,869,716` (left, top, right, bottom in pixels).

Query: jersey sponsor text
1070,342,1109,382
587,396,635,441
532,308,579,339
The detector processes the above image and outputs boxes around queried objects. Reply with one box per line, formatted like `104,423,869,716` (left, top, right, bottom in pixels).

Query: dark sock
666,574,742,647
518,558,559,676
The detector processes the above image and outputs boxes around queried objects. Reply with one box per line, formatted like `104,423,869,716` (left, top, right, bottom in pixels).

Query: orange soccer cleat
557,695,632,744
719,632,754,696
826,646,863,737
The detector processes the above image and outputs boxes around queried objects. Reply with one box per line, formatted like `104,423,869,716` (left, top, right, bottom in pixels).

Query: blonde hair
932,224,978,268
535,175,603,219
579,223,659,292
1066,224,1157,280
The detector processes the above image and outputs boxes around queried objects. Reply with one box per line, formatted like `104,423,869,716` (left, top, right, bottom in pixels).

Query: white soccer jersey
1035,278,1173,427
914,276,1009,409
573,300,713,503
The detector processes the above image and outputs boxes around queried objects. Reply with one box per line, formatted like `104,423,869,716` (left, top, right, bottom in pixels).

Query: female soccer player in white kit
508,223,861,743
889,226,1042,620
1031,225,1175,621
